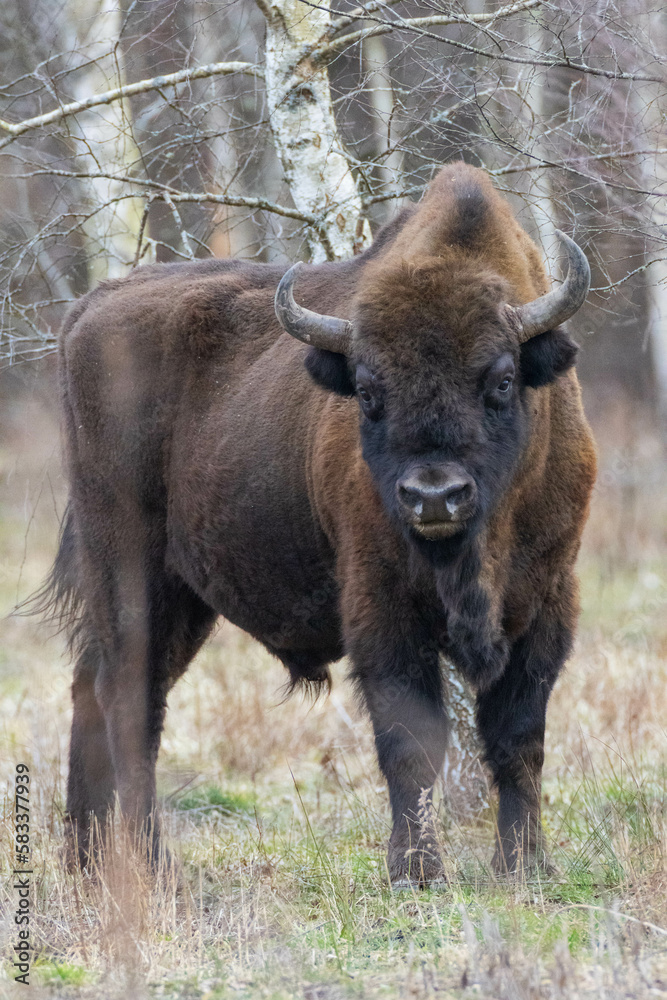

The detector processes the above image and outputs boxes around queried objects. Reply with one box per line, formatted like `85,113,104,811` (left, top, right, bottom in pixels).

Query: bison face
352,343,522,553
347,271,541,559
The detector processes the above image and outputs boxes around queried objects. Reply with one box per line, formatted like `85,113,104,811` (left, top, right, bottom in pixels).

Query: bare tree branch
10,169,318,223
0,60,263,147
315,7,665,85
329,0,403,34
491,148,667,174
315,0,546,58
591,258,667,293
253,0,274,19
162,191,196,260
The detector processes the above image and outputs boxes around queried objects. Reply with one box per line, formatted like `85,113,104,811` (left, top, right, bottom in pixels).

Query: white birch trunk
649,249,667,422
67,0,146,281
514,20,560,294
423,0,497,823
262,0,372,262
646,12,667,421
442,665,488,821
520,22,557,254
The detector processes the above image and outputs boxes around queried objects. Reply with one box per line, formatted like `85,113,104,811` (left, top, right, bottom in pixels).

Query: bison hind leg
272,647,334,700
65,634,116,872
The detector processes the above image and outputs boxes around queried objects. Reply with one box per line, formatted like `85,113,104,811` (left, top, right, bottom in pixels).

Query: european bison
43,162,596,884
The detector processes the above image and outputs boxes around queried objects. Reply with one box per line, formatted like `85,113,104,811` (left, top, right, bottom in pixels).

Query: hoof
390,872,448,892
63,819,105,876
388,843,446,889
491,847,556,881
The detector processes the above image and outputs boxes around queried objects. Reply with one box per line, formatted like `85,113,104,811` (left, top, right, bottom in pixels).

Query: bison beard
436,551,510,692
39,162,596,886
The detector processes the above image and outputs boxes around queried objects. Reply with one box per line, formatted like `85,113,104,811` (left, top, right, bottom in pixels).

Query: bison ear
304,347,356,396
520,329,578,388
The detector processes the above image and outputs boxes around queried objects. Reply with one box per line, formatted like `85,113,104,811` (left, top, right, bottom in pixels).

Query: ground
1,377,667,999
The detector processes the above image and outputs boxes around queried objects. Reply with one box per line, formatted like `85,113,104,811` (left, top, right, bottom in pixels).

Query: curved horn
510,230,590,342
275,262,352,355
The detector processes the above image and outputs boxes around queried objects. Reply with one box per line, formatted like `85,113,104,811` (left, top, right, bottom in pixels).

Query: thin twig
591,258,667,293
316,0,545,59
132,197,153,268
11,169,317,224
162,192,196,260
490,148,667,175
0,60,263,147
314,5,665,85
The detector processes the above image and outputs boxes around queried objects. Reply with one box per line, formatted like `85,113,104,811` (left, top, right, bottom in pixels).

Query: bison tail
22,504,86,652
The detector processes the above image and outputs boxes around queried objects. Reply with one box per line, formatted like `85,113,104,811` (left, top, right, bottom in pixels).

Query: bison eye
483,354,516,410
358,385,382,419
356,365,383,419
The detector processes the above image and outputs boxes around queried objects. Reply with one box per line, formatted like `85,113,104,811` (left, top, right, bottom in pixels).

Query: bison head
275,231,589,562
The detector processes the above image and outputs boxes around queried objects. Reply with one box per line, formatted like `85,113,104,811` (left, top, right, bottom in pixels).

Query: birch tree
645,8,667,421
261,0,372,261
67,0,145,281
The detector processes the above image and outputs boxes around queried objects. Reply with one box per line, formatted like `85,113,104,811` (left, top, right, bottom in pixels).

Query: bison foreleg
475,597,573,876
352,640,448,886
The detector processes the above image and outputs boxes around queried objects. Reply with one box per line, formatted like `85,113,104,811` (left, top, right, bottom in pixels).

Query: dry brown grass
2,380,667,998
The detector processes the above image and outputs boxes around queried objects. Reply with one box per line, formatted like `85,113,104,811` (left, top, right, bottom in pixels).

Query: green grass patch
33,959,94,986
175,784,256,817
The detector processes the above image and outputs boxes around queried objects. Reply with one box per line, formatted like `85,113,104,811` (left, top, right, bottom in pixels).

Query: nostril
445,482,470,502
444,480,474,514
397,482,421,507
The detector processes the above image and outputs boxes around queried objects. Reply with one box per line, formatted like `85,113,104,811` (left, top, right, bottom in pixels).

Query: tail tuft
22,505,86,652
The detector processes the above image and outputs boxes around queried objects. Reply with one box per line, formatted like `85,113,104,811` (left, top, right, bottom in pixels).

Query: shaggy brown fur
41,162,596,883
